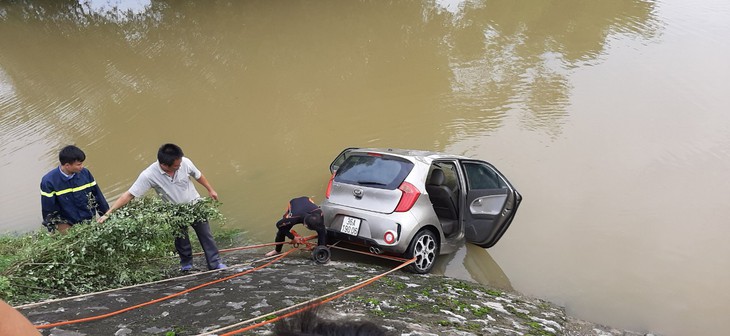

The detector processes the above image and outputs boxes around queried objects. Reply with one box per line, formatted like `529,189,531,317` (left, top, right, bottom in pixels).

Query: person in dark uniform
265,196,327,257
40,145,109,233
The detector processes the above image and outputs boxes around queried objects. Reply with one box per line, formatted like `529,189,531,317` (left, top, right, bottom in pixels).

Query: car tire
405,229,439,274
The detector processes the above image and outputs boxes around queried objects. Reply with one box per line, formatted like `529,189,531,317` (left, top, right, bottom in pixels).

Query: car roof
349,148,471,161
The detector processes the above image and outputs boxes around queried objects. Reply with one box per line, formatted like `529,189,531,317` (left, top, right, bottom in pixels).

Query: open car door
460,160,522,248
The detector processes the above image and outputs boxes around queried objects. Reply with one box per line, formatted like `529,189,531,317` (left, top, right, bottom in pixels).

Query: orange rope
30,234,409,334
195,234,318,255
34,248,297,329
218,257,416,336
15,237,315,310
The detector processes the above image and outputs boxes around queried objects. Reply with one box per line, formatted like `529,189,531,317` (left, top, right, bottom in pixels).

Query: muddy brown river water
2,1,729,335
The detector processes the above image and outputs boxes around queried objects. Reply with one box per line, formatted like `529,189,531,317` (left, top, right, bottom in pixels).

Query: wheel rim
413,233,437,271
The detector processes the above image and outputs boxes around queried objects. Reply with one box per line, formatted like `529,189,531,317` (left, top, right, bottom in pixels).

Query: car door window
429,162,460,193
463,162,507,190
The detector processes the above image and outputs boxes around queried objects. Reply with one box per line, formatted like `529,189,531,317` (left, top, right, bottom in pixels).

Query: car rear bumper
321,202,419,255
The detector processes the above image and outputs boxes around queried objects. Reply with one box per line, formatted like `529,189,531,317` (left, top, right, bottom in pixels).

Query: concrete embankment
18,248,654,336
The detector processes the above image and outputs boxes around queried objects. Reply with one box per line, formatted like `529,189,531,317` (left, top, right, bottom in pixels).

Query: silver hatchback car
322,148,522,273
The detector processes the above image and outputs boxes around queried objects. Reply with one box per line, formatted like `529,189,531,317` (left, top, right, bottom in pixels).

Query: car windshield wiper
357,180,387,186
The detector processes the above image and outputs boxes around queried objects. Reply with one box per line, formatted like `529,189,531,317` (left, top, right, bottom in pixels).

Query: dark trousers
175,220,221,270
274,224,327,253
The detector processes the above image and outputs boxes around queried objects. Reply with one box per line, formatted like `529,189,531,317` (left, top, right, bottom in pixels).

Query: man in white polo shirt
98,143,225,271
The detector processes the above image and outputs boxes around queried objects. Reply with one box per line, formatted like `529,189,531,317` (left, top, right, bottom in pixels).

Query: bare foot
265,250,280,257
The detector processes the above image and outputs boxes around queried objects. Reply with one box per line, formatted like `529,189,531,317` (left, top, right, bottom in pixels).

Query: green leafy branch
0,196,224,304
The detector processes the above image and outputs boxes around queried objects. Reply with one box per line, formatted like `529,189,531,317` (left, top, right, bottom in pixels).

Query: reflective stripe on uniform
40,181,97,197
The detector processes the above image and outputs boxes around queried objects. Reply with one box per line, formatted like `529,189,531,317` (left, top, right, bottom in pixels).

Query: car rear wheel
405,229,439,274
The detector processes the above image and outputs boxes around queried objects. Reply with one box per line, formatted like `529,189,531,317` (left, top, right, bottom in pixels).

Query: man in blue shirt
40,145,109,233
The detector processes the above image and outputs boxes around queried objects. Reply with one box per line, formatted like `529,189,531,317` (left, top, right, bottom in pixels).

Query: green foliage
446,280,473,291
472,305,492,317
365,298,380,306
437,297,469,312
399,302,420,312
0,197,223,304
527,321,557,336
0,275,10,296
485,289,502,297
461,322,483,332
381,277,407,291
370,309,388,317
164,326,187,336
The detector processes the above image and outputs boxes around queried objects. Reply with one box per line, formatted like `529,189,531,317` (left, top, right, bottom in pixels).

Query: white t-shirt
128,157,202,204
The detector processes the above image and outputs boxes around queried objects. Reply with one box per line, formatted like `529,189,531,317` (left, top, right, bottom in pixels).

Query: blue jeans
175,220,222,270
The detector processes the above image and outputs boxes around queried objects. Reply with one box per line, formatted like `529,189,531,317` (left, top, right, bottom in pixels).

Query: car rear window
334,154,414,190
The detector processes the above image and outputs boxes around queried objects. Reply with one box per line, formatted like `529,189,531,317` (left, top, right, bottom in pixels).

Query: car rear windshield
334,154,414,190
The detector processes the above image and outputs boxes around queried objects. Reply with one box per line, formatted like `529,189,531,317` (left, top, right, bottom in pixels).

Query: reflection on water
82,0,151,18
437,0,660,140
433,243,513,292
3,1,729,335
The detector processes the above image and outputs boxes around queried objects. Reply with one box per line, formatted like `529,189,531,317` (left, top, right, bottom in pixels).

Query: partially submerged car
322,148,522,273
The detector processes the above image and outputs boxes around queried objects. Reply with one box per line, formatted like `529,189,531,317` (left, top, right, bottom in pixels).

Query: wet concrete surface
17,248,654,336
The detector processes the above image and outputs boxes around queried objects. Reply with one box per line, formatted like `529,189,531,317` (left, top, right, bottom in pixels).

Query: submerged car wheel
405,229,439,274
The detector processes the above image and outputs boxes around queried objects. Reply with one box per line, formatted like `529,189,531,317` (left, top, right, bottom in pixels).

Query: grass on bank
0,197,241,305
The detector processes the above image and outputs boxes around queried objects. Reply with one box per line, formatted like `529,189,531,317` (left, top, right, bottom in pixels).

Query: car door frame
459,159,522,248
427,159,465,237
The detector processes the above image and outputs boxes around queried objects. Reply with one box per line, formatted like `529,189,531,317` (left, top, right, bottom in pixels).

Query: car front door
460,160,522,248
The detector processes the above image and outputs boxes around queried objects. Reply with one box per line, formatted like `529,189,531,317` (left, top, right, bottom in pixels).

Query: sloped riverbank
18,249,654,336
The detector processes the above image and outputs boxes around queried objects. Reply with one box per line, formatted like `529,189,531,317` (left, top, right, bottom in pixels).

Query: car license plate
341,216,361,236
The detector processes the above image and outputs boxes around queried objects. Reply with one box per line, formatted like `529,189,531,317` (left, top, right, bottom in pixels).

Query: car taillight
325,173,335,199
394,181,420,212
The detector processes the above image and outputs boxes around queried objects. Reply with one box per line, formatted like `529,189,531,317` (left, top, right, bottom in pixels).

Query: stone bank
18,249,653,336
